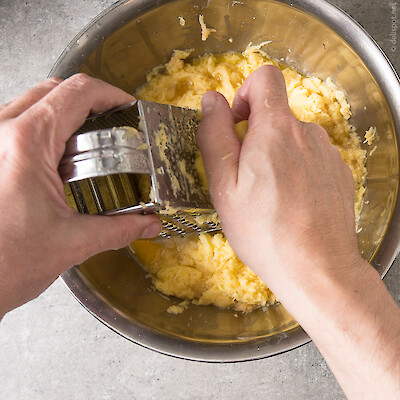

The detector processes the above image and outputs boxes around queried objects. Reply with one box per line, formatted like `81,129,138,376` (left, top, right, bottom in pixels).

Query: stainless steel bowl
50,0,400,361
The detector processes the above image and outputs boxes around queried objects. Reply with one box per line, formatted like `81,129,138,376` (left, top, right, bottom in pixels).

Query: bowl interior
55,0,399,359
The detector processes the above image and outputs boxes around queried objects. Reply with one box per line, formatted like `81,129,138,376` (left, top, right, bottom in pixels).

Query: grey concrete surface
0,0,399,399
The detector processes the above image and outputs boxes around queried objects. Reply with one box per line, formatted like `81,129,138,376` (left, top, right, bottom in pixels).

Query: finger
197,91,240,201
17,74,134,154
232,65,292,125
68,213,162,264
0,78,62,120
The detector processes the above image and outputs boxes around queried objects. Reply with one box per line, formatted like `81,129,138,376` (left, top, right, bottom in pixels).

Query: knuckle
118,226,135,248
41,77,61,89
7,122,27,151
72,228,103,261
38,98,58,117
74,241,95,264
12,100,58,147
316,125,330,141
0,101,11,114
101,220,138,251
9,118,32,141
24,79,62,104
303,121,325,134
33,100,58,132
3,122,37,170
302,121,331,144
64,73,94,92
259,111,296,134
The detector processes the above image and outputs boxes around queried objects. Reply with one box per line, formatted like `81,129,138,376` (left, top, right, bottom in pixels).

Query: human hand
0,74,161,318
197,65,365,301
198,65,400,400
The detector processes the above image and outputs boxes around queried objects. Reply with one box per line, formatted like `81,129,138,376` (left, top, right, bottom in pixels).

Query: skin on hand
197,65,361,292
197,65,400,399
0,74,161,319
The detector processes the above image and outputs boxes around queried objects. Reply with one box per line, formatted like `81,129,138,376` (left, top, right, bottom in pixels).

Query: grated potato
131,45,367,313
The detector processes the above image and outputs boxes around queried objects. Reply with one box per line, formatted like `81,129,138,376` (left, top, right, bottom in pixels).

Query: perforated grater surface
60,100,221,238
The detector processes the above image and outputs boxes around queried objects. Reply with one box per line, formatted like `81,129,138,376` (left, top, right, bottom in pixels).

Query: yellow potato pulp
131,45,367,313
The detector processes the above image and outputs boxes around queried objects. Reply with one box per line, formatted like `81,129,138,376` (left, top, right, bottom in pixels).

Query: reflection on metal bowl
50,0,400,362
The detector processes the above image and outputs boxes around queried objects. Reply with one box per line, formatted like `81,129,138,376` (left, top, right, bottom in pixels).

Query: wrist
259,253,400,358
255,254,379,326
271,256,400,400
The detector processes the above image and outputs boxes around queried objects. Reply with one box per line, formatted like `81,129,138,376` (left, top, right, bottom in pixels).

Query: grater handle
59,127,151,183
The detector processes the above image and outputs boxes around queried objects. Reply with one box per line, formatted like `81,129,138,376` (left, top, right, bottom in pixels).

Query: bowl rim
54,0,400,362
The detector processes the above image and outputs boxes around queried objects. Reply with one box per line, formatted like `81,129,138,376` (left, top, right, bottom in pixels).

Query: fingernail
201,91,217,114
140,221,162,239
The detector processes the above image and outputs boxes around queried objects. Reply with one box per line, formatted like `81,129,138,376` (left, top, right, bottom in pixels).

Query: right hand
197,65,364,298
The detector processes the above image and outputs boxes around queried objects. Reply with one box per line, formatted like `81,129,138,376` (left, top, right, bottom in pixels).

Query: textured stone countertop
0,1,399,399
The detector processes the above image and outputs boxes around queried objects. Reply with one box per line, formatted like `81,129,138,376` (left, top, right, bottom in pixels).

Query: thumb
68,213,162,264
197,91,240,205
232,65,291,127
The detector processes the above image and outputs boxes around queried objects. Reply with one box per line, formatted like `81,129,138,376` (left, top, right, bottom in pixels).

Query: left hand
0,74,161,318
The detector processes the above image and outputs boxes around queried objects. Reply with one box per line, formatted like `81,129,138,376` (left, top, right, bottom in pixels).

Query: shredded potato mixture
131,44,367,313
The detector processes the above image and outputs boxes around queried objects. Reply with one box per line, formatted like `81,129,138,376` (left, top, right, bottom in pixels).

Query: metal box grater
62,101,221,238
